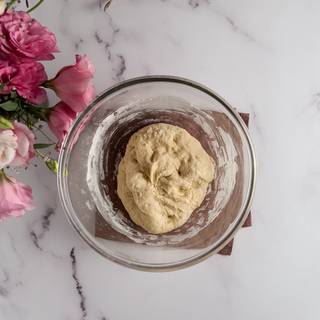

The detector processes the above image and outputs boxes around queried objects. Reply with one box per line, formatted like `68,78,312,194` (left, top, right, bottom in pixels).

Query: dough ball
117,123,215,234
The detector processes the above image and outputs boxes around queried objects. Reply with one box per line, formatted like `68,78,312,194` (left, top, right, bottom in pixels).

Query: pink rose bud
0,11,58,63
0,122,35,169
48,102,77,147
0,172,34,219
0,61,48,105
48,55,96,112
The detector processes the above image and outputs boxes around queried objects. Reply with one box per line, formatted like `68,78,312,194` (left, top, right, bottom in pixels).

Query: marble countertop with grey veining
1,0,320,319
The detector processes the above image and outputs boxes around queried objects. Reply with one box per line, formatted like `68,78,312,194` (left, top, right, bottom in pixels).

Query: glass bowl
58,76,256,271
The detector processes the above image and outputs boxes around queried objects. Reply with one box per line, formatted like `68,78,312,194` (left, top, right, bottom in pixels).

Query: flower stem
19,114,55,143
35,149,48,161
42,81,53,89
26,0,44,13
0,169,9,182
33,124,55,143
35,151,58,173
6,0,18,10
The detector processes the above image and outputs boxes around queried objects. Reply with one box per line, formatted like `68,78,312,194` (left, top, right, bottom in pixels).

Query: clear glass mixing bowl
58,76,256,271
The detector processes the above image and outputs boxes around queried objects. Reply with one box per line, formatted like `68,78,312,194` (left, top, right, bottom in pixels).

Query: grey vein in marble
7,233,24,268
184,0,256,46
70,248,87,320
92,12,129,82
75,38,85,51
188,0,209,9
0,269,9,297
311,92,320,112
94,30,112,60
29,207,56,251
93,24,126,81
94,14,119,57
224,16,256,43
113,54,126,80
100,0,112,11
0,286,9,298
30,231,42,250
209,5,267,49
0,238,24,300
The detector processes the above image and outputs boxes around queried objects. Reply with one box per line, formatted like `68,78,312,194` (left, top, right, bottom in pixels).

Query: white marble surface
1,0,320,319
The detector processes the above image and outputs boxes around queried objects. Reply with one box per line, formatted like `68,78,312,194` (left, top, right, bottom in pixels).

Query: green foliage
34,143,55,149
45,159,58,173
0,116,13,129
0,100,18,111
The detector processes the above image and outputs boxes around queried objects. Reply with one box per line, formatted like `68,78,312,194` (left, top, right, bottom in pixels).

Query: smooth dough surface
117,123,215,234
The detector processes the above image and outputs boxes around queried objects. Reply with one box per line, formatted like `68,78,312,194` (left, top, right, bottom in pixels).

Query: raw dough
117,123,215,234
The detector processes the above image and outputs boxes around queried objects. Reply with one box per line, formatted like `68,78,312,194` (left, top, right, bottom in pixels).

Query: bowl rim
57,75,256,272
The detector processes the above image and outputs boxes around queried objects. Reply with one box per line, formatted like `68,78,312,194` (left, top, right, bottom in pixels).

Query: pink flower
0,122,35,169
0,129,17,169
48,101,77,147
48,55,95,112
0,11,58,63
10,122,35,166
0,172,34,219
0,61,48,105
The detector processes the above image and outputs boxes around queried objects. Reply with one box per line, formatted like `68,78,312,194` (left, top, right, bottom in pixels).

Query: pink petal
0,176,34,219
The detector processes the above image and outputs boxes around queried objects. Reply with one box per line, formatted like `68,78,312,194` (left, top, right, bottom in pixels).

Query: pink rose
48,101,77,147
0,172,34,219
0,61,48,105
0,11,58,63
0,122,35,169
48,55,96,112
0,129,17,169
10,122,35,166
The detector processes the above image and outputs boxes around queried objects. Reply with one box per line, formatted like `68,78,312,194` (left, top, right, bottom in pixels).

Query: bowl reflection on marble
57,76,256,271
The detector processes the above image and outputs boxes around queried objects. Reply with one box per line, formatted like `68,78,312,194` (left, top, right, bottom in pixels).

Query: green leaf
0,116,13,129
46,159,58,174
27,0,45,13
6,0,18,10
0,83,4,90
0,100,18,111
34,143,55,149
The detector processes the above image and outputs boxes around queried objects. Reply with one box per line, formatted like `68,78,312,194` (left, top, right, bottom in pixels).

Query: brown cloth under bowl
95,112,252,256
